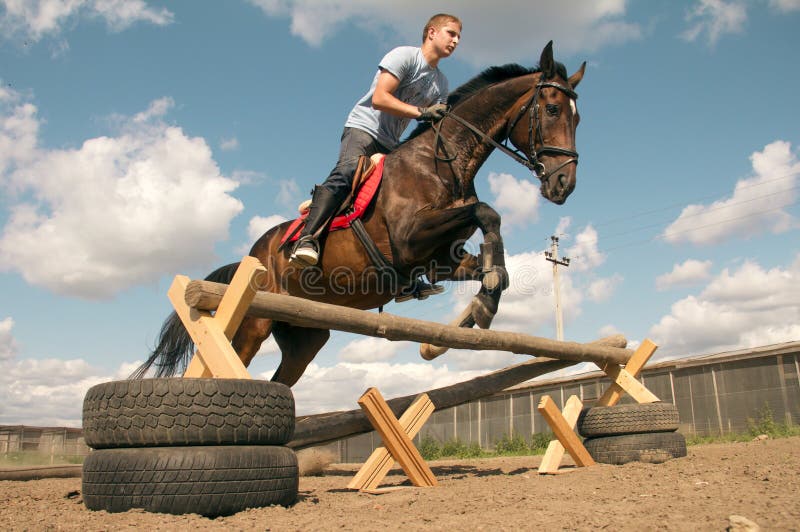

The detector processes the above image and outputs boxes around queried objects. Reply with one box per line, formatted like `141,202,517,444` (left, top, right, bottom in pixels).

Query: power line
589,170,799,230
570,200,800,258
595,185,799,243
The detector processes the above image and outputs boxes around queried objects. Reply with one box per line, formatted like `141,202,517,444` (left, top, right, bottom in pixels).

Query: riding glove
417,103,448,121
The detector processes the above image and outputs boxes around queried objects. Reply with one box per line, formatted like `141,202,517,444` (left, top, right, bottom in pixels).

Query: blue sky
1,0,798,426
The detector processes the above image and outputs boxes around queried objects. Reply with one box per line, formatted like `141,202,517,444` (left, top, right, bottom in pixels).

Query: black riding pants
320,127,389,200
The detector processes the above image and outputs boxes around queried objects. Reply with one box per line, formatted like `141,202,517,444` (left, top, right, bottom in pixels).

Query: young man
290,14,462,271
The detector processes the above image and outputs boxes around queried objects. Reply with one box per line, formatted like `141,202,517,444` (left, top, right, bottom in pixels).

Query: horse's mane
404,61,568,142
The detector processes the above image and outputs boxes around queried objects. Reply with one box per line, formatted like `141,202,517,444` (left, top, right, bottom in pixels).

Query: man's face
430,21,461,57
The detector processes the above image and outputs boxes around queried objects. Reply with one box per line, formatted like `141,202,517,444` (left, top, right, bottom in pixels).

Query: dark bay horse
134,42,585,386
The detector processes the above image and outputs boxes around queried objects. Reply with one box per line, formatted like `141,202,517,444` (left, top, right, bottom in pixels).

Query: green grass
687,404,800,446
419,405,800,459
418,432,556,461
0,452,86,467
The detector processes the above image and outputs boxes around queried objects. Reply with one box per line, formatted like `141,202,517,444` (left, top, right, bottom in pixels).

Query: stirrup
395,279,445,303
289,236,320,268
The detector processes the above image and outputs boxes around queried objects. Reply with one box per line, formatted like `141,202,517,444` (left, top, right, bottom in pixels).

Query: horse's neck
389,74,534,201
441,97,523,187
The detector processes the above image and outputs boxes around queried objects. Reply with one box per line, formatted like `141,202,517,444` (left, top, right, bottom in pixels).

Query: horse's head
507,41,586,205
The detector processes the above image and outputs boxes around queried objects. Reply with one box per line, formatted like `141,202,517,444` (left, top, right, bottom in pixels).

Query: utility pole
544,235,570,341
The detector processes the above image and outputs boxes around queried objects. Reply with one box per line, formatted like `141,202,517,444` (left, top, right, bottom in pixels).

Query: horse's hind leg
232,316,274,368
270,321,330,386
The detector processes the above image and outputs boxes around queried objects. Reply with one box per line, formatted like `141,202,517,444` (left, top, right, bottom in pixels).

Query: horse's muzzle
540,169,576,205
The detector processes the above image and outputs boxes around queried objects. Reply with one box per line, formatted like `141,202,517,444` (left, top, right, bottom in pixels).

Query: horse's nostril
558,174,567,188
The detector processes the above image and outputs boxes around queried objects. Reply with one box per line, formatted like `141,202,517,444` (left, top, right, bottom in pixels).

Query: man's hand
417,103,448,121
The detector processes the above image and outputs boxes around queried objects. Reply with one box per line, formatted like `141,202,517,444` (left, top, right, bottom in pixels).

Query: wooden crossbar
352,388,437,492
184,280,634,367
537,339,660,474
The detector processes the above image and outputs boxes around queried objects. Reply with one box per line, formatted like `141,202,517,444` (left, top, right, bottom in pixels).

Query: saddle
280,153,385,246
279,153,442,302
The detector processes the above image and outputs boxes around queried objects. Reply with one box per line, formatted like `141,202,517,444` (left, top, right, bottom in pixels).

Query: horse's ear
540,40,555,79
569,61,586,89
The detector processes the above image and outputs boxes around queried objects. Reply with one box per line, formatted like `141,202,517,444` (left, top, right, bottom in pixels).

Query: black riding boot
289,185,342,268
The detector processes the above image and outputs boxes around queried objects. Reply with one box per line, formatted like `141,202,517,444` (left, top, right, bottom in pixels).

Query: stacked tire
81,378,298,517
577,402,687,465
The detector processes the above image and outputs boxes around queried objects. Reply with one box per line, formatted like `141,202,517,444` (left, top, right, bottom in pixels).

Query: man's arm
371,69,422,119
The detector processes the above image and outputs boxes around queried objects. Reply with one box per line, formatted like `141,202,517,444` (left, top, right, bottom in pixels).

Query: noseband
435,77,579,183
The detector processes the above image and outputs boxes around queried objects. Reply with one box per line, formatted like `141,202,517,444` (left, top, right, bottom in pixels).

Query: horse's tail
129,262,242,379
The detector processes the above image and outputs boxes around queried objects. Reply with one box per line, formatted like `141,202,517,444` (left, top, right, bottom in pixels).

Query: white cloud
555,216,572,238
0,317,19,360
269,360,483,415
566,224,605,272
656,259,713,290
681,0,747,46
0,88,244,299
278,178,301,206
246,0,641,65
649,255,800,358
337,337,410,363
0,0,173,42
768,0,800,12
237,214,289,255
444,348,522,372
246,214,288,244
256,335,279,357
0,356,138,426
663,141,799,246
488,172,540,228
88,0,173,31
132,96,173,123
0,87,39,179
220,137,239,151
598,324,622,338
587,274,622,302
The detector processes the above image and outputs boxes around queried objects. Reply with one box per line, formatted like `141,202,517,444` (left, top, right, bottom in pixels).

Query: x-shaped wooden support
349,388,437,493
170,256,266,379
537,339,659,474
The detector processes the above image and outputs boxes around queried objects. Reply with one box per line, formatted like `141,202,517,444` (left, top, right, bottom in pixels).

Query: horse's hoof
471,299,496,329
420,343,447,360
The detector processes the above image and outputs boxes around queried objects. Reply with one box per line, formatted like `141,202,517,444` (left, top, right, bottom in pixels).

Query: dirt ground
1,436,798,531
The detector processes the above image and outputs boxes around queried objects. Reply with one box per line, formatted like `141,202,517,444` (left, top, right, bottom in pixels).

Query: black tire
82,445,298,516
584,432,687,465
577,402,679,437
83,378,294,449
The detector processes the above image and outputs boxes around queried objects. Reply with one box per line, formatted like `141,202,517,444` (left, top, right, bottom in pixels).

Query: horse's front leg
422,203,509,359
469,203,510,328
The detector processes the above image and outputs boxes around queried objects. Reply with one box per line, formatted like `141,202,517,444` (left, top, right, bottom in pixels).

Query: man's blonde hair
422,13,461,43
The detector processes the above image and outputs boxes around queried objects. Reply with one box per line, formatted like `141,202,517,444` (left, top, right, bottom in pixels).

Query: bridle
434,77,579,183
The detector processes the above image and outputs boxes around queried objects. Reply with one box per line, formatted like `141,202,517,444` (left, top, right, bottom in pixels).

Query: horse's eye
546,104,559,117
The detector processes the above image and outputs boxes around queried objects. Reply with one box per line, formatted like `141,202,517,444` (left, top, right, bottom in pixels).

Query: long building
333,340,800,462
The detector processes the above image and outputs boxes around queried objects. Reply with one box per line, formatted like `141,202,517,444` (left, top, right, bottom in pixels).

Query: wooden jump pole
184,280,634,367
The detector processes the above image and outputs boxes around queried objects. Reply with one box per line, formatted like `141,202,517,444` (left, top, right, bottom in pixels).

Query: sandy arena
2,436,798,531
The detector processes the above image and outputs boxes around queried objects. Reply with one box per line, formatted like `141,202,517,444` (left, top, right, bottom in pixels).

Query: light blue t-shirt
345,46,449,150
